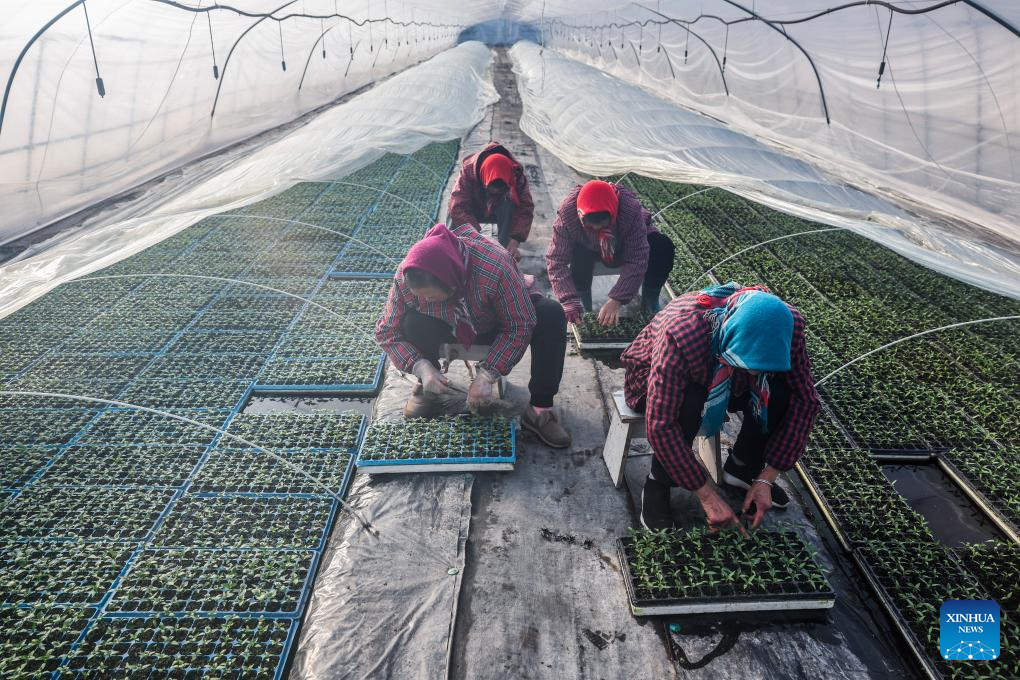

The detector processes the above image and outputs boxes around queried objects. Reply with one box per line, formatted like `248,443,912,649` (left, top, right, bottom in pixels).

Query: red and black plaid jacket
375,223,537,376
621,291,819,490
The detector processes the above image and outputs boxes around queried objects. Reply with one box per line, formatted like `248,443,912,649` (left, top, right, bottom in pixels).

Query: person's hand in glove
467,366,500,413
411,359,451,395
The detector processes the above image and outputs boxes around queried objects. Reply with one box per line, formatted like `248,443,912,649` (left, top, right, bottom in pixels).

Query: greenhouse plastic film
0,1,470,242
510,40,1020,300
0,41,496,319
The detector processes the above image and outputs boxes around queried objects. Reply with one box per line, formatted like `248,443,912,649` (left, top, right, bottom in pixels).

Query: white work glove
467,366,500,413
411,359,451,395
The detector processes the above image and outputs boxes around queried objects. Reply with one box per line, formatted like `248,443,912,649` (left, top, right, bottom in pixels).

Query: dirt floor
291,48,919,680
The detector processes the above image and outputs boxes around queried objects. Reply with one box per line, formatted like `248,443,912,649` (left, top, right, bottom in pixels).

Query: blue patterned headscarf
697,283,794,437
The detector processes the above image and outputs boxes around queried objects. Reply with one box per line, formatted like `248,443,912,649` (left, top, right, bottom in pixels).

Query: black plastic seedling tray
617,532,835,617
569,313,652,351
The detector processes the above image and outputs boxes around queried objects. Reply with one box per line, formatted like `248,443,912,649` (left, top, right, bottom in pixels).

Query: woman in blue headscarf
621,283,820,532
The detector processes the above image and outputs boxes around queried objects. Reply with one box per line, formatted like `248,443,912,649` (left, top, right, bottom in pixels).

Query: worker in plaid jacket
622,283,820,532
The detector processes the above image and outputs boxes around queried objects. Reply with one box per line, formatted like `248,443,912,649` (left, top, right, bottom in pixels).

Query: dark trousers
491,197,515,247
649,375,792,486
569,231,675,296
400,294,566,407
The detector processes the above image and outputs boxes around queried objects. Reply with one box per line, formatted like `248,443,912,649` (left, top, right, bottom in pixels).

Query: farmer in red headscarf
375,222,571,448
546,180,675,326
448,142,535,261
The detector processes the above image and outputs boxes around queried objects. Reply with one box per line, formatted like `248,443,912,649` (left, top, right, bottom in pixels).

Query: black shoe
721,456,790,509
640,477,675,530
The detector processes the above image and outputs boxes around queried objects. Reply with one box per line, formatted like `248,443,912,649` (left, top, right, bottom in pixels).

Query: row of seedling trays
0,142,465,677
796,444,1019,679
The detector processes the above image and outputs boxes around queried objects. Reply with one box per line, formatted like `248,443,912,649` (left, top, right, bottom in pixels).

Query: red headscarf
479,153,520,206
577,180,620,265
400,224,476,347
577,180,619,224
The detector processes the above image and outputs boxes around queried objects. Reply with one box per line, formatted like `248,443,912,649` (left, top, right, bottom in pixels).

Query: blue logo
940,600,1000,661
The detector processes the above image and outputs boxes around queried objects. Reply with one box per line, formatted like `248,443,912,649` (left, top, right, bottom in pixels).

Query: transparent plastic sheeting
510,41,1020,300
529,2,1020,249
0,41,496,318
0,0,477,243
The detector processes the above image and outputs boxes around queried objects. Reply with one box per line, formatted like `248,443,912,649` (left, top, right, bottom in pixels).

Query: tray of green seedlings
329,253,402,279
570,312,653,351
618,527,835,616
0,408,98,446
0,605,95,678
956,542,1020,675
64,615,296,679
107,548,316,615
119,379,255,411
196,296,306,331
76,409,230,446
139,353,268,382
0,541,132,606
192,412,364,495
796,447,937,548
853,541,996,680
1,445,60,491
39,445,207,489
168,329,283,355
254,354,386,395
0,486,175,543
357,415,516,473
152,495,335,551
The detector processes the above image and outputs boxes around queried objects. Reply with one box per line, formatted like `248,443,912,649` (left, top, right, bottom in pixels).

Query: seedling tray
152,495,335,550
617,529,835,617
357,415,516,473
254,354,386,395
570,313,652,351
64,614,297,679
0,605,95,678
0,541,133,606
107,548,317,616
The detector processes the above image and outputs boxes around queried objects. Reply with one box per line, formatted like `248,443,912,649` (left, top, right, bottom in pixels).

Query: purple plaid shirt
546,185,655,317
375,223,537,376
621,292,819,490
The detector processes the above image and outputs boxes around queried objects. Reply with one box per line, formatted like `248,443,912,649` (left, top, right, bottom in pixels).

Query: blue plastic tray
356,420,517,473
252,354,385,396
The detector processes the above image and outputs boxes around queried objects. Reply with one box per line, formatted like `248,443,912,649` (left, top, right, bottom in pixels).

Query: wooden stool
603,389,721,488
438,343,505,397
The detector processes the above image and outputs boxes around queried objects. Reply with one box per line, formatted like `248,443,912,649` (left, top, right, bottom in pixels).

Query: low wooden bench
603,389,721,488
438,343,506,397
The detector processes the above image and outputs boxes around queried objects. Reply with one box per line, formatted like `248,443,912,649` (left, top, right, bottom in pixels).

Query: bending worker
375,223,571,448
448,142,535,260
621,283,819,532
546,179,675,325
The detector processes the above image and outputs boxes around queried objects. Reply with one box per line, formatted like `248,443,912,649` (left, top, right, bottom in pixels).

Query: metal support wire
877,9,894,88
279,20,287,71
82,0,105,97
206,10,219,79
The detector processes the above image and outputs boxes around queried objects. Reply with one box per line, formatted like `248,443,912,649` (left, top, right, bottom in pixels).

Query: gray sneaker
521,408,571,449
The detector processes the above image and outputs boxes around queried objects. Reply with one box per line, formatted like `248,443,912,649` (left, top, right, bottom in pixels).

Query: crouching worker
621,283,819,532
448,142,535,260
547,180,675,326
375,223,571,448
